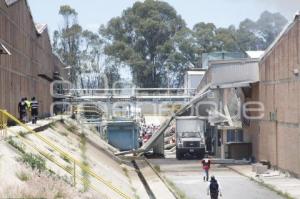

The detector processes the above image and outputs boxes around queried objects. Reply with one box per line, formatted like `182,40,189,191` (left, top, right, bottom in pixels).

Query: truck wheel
198,149,205,159
176,150,182,160
197,153,204,160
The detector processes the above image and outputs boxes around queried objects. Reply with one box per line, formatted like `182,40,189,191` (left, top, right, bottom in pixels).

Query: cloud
254,0,299,17
225,0,298,19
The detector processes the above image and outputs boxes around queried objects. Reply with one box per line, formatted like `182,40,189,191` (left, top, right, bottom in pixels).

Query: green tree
53,5,120,88
53,5,82,84
193,22,217,53
256,11,287,49
100,0,187,88
80,30,103,73
236,11,287,50
215,26,239,51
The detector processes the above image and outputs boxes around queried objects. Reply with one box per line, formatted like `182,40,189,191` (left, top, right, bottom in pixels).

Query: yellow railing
0,109,131,199
0,111,7,139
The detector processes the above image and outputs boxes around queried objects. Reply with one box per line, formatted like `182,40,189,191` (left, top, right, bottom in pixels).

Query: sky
27,0,299,37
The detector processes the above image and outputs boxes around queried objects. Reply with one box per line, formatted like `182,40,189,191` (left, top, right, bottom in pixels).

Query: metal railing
0,109,131,199
0,112,7,139
64,88,196,97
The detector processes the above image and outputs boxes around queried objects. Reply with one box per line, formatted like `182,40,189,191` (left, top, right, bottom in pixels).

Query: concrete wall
242,83,260,161
258,16,300,176
0,0,65,117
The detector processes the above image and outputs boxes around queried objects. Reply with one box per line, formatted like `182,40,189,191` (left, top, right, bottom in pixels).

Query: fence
0,109,131,199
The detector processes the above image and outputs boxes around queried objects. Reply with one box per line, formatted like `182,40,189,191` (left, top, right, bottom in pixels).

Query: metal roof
246,51,264,59
4,0,48,35
4,0,19,6
35,23,48,34
186,71,206,75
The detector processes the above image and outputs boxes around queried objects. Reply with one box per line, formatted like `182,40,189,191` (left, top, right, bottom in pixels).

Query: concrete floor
149,152,284,199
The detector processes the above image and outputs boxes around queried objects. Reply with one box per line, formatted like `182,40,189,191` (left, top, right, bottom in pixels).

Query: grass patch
19,131,27,138
59,131,68,137
263,183,294,199
61,154,71,163
79,133,90,192
154,165,161,173
8,137,25,154
49,124,56,130
54,190,65,199
16,170,31,181
21,153,46,172
122,167,129,177
48,169,56,176
249,177,294,199
165,178,189,199
67,125,77,133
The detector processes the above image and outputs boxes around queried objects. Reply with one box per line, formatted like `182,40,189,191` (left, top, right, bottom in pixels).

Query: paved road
149,153,284,199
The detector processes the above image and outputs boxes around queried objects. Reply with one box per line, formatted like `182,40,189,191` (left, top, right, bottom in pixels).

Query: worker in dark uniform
18,98,27,123
30,97,39,124
24,97,31,122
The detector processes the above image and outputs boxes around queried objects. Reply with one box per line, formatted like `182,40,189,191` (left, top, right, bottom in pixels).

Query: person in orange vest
202,154,211,181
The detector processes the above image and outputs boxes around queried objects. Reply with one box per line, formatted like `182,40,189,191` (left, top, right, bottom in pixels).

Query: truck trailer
175,116,206,160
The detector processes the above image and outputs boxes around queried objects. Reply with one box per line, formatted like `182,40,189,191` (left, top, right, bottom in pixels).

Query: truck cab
176,116,206,160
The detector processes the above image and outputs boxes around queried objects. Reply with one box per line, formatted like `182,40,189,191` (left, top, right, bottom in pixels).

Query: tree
100,0,187,88
193,22,217,53
192,11,287,57
236,11,287,50
235,19,260,51
80,30,103,73
53,5,82,84
215,26,239,51
256,11,287,49
53,5,121,88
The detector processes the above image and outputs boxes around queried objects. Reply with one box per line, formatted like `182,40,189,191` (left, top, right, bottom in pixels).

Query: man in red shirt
202,155,211,181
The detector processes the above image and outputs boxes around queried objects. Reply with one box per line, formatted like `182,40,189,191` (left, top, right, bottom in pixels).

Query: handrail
0,109,131,199
6,127,101,195
69,88,196,91
0,112,7,139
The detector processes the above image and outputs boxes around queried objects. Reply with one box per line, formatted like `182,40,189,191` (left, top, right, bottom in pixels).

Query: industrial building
255,14,300,177
194,58,260,159
0,0,66,117
192,14,300,177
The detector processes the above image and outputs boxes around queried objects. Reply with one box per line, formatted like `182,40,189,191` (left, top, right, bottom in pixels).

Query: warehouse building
0,0,66,117
256,13,300,177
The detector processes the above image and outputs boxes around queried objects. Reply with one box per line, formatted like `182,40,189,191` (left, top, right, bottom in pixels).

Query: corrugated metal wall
0,0,65,117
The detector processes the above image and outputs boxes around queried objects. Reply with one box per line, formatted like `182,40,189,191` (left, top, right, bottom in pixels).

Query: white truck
176,116,206,160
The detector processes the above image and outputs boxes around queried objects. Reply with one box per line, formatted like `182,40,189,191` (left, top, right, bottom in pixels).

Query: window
227,130,235,142
227,129,243,143
237,130,244,142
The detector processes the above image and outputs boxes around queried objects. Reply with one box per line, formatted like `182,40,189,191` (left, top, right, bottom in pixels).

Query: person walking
30,97,39,124
24,97,31,123
202,155,211,181
18,98,27,123
207,176,222,199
